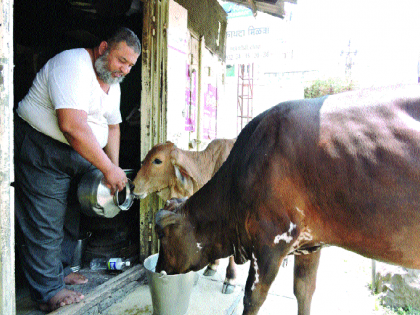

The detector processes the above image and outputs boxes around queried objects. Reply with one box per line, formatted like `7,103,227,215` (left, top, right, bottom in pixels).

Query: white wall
167,0,190,148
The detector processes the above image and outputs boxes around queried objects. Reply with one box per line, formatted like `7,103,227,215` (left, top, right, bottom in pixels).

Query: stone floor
105,247,391,315
17,247,394,315
16,264,143,315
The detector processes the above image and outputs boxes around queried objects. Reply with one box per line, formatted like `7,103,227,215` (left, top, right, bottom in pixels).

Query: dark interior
13,0,144,304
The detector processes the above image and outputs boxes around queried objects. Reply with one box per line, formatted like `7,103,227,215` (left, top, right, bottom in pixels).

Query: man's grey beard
94,51,125,85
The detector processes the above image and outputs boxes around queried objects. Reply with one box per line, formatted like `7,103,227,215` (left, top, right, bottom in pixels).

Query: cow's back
310,86,420,265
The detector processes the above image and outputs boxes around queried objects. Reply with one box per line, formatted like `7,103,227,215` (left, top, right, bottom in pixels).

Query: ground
234,246,390,314
107,246,402,315
18,246,409,314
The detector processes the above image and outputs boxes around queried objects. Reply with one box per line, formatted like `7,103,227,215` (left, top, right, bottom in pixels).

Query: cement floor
17,247,392,315
106,247,390,315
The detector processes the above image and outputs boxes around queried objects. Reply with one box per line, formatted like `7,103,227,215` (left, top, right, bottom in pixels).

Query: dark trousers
14,114,95,303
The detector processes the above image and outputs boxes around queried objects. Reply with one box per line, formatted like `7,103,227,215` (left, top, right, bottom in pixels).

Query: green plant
382,305,420,315
304,78,356,99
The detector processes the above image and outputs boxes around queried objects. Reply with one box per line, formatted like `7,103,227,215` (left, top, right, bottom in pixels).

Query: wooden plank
0,0,16,314
139,0,155,263
49,265,146,315
139,0,168,262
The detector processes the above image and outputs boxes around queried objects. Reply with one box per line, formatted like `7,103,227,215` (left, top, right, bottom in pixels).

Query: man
14,27,141,311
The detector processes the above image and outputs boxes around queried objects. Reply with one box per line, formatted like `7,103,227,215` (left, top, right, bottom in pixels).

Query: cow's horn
156,209,179,228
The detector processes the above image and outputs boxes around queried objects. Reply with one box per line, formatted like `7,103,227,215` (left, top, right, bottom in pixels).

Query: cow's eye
153,158,162,165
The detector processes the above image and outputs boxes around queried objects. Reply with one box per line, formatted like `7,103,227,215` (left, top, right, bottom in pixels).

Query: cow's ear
155,209,181,228
170,149,196,178
173,164,189,184
173,164,195,193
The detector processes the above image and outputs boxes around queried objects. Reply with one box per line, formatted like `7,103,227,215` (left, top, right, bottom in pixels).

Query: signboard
222,2,253,19
225,13,292,66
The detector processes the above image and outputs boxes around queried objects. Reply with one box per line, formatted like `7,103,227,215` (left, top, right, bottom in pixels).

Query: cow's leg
203,259,219,276
222,256,237,294
243,250,285,315
293,250,321,315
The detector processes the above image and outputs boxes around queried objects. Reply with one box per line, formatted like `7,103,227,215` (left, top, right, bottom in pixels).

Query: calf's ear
170,149,196,179
170,153,195,195
173,164,193,186
155,209,181,228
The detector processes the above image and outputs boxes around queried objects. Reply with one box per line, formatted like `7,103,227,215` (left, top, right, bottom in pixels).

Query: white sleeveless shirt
17,48,122,148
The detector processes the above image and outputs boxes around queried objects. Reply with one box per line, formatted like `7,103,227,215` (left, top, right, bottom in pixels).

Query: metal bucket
77,169,136,218
144,254,197,315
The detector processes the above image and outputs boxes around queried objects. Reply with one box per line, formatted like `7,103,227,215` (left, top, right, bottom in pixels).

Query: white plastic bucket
144,254,197,315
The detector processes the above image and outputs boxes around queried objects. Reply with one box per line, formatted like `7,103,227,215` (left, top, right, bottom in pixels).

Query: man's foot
64,272,88,285
39,288,84,312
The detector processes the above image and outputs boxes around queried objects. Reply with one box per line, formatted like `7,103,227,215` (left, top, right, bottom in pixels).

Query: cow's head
155,209,205,274
132,142,195,201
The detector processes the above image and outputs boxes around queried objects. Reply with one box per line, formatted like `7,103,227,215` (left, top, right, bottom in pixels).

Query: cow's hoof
222,282,235,294
203,267,217,277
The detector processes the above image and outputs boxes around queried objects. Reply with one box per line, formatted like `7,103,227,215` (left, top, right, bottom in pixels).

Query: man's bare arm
56,108,126,193
104,124,120,166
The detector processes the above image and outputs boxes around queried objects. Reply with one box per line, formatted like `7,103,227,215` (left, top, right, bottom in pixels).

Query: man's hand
102,164,128,195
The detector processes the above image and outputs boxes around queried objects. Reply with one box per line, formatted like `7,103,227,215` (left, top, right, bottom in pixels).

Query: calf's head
155,209,205,274
132,142,195,201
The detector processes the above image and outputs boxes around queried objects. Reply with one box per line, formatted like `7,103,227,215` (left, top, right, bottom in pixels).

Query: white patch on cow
274,222,297,244
251,253,259,291
299,229,313,242
196,243,202,251
287,226,316,255
295,207,304,216
274,233,293,244
225,278,235,285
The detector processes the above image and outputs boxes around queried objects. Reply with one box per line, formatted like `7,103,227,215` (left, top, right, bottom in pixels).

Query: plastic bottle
108,258,131,270
90,258,108,270
90,258,131,271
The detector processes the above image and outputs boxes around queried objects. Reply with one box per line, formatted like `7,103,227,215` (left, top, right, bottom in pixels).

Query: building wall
175,0,227,60
221,4,304,136
166,0,227,151
140,0,227,256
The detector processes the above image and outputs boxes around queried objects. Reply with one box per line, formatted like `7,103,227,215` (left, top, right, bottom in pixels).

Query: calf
155,85,420,315
132,139,237,293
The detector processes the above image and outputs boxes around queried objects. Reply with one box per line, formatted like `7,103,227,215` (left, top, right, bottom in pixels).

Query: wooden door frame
0,0,16,314
139,0,168,261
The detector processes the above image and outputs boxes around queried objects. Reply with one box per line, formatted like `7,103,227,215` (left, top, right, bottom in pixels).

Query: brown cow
154,85,420,315
132,139,237,293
